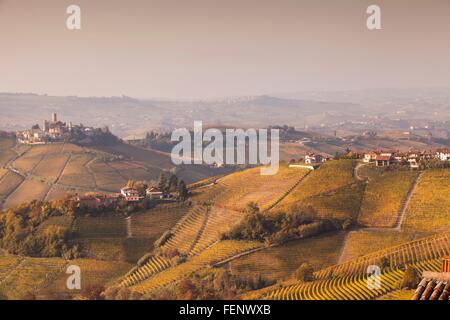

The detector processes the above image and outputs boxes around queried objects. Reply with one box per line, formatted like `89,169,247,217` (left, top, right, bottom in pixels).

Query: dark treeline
0,199,81,258
222,202,341,245
147,269,273,300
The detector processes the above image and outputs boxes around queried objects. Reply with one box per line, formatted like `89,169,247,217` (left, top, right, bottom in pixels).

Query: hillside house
408,158,420,169
104,194,122,206
420,150,435,161
363,152,378,163
146,187,175,200
393,152,408,162
408,151,419,159
76,195,101,209
146,187,163,199
120,187,139,197
125,195,145,202
120,186,144,202
76,193,121,209
375,155,393,167
436,149,450,161
304,153,327,164
362,149,449,168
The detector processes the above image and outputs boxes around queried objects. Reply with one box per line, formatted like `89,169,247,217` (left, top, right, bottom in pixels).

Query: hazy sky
1,0,450,99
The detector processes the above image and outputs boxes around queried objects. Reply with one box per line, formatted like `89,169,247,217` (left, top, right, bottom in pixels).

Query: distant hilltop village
289,149,450,170
16,113,118,146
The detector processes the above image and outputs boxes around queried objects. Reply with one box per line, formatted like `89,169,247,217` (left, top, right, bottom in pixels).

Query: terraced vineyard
128,240,262,295
229,232,347,282
192,165,307,211
378,289,415,300
276,160,357,212
315,232,450,279
13,144,61,174
36,215,74,234
0,255,131,300
71,216,128,261
0,172,23,207
58,153,97,188
402,170,450,232
1,140,221,207
108,161,160,184
159,165,309,257
88,160,128,192
240,232,450,300
358,169,418,228
119,256,173,287
115,165,324,295
188,206,245,257
94,143,229,184
338,230,422,263
0,257,68,299
302,182,365,221
33,153,71,183
4,179,51,208
0,255,23,282
263,259,440,300
0,138,17,167
160,205,210,255
73,216,127,239
268,160,366,222
129,204,189,239
41,258,131,299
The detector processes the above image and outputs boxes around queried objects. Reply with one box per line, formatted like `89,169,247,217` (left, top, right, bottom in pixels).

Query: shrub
294,263,315,282
154,230,172,248
223,203,338,244
81,285,104,300
0,200,81,258
399,266,420,289
102,286,120,300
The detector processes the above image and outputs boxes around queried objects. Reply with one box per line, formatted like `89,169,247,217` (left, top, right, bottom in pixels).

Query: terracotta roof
105,193,122,199
412,278,450,300
375,155,392,161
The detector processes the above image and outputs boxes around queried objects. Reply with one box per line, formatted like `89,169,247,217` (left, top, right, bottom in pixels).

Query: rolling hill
0,137,231,210
1,154,449,300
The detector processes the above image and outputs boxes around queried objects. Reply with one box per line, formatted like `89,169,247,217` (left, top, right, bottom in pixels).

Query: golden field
358,168,417,227
402,170,450,232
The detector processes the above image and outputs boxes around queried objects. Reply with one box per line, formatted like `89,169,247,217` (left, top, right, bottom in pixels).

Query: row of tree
156,172,188,200
124,172,188,200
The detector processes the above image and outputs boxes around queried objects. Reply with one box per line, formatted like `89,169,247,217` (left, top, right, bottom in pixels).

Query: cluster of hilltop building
75,184,177,210
16,113,95,144
289,149,450,169
362,149,450,168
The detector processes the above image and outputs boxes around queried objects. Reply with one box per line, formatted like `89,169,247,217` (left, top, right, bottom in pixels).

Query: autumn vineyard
0,133,449,301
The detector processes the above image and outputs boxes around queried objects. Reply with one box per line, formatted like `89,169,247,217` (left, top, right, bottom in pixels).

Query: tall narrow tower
52,113,57,123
